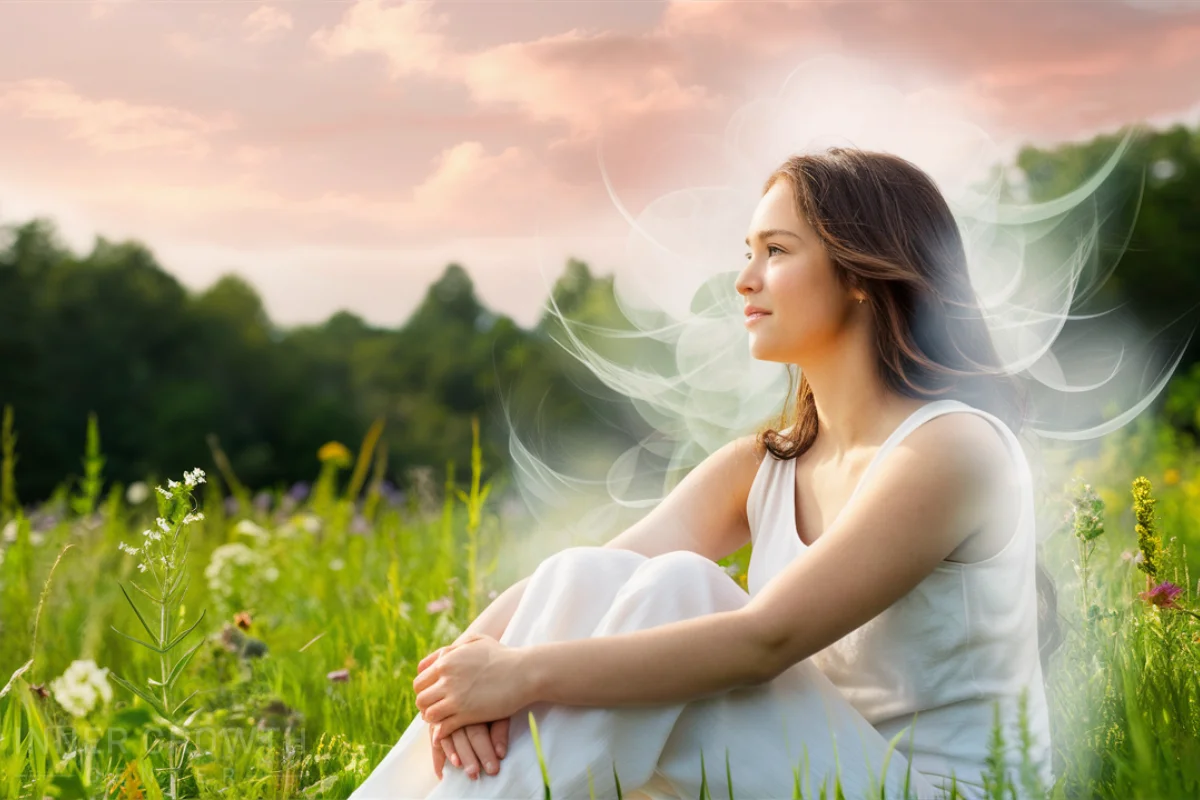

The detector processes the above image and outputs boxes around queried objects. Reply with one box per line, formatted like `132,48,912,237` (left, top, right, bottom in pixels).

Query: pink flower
326,668,350,682
1138,581,1184,610
425,596,452,614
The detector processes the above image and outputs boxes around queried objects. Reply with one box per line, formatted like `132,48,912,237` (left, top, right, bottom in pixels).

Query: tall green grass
0,405,1197,798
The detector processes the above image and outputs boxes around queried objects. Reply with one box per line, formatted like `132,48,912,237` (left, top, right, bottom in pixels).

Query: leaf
110,626,167,655
0,659,33,700
118,583,160,646
109,672,170,721
163,608,207,651
164,638,204,693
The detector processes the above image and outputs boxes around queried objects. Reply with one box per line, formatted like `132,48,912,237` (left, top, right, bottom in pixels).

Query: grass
0,408,1198,799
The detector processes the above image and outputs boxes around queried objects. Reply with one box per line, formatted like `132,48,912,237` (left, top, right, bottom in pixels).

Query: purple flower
350,514,370,535
288,482,311,502
224,496,241,516
1139,581,1184,609
253,492,273,512
326,668,350,683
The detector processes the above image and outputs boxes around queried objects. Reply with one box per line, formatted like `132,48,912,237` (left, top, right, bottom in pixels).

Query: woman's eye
745,246,783,260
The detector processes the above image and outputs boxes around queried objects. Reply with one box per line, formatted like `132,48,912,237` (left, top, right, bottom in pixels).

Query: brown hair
754,147,1064,674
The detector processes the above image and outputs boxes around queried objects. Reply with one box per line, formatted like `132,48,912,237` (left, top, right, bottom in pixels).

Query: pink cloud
243,6,294,44
0,78,236,157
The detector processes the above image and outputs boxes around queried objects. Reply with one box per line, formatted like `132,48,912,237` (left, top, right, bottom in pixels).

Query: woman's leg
351,546,651,800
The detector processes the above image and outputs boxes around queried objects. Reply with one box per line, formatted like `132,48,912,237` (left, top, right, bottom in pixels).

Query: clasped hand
414,633,531,745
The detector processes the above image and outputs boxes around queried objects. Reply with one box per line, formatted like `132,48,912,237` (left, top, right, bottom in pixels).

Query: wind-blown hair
754,148,1064,673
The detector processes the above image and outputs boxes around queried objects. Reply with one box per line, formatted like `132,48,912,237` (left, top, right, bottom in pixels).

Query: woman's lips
744,312,770,325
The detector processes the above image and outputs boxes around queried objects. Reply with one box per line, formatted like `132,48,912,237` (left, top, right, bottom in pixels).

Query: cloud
0,79,236,157
243,5,294,44
461,30,719,135
310,0,453,79
310,1,717,135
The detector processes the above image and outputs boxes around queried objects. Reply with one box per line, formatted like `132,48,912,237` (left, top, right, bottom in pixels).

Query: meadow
1,404,1198,800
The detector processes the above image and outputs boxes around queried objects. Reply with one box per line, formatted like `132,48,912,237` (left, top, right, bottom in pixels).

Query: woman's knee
534,545,645,583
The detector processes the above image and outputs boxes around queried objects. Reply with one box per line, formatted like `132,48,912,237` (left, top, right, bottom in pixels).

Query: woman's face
736,178,859,364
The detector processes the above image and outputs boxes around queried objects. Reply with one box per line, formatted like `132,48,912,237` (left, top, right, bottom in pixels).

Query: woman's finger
465,724,500,776
418,647,445,673
439,733,460,769
452,728,479,779
415,681,448,714
413,660,443,695
490,717,510,760
429,721,447,779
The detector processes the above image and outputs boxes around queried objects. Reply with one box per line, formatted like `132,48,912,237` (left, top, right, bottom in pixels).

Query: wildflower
167,479,180,490
117,542,140,556
137,563,147,573
1120,550,1146,564
181,512,205,525
1068,479,1104,542
1164,468,1181,486
329,558,345,572
1131,477,1163,579
183,468,206,488
327,668,350,683
426,596,452,614
252,492,273,512
318,442,352,467
156,485,172,499
1138,581,1184,610
49,659,113,718
125,482,150,505
234,611,253,631
234,519,269,543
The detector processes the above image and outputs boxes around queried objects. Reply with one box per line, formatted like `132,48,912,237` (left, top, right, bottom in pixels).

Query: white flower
125,482,150,505
328,558,345,572
157,517,170,533
166,479,180,490
50,659,112,718
2,521,16,543
117,541,140,556
234,519,269,542
156,486,171,499
182,512,204,525
183,468,207,488
137,563,148,572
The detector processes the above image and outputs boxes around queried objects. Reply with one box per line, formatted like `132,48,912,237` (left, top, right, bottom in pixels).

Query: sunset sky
2,0,1198,330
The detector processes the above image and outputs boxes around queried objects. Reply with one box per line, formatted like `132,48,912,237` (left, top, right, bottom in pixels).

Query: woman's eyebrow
744,228,802,246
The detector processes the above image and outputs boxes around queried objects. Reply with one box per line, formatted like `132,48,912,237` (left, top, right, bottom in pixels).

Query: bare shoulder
882,410,1020,534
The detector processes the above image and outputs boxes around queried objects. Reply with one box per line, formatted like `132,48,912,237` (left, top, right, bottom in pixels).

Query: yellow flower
318,441,352,466
1164,468,1181,486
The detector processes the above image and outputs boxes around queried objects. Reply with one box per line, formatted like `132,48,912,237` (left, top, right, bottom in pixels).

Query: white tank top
745,399,1054,799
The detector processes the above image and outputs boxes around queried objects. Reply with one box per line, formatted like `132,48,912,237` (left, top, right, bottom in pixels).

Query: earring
858,297,864,304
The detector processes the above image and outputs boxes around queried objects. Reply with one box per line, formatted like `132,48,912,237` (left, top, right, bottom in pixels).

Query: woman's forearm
461,576,530,641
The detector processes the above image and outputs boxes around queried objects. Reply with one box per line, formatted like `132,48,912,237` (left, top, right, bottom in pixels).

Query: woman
350,148,1058,800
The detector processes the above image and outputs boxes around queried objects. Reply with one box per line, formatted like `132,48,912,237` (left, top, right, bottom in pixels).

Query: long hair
753,147,1064,674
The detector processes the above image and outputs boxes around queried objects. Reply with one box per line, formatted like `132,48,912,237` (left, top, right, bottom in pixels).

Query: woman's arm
518,415,1003,710
458,576,530,641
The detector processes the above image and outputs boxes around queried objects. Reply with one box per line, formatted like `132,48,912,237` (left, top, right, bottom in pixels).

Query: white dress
350,399,1053,800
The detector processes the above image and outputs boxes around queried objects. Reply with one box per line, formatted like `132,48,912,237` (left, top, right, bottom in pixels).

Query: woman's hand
413,634,531,741
417,647,511,780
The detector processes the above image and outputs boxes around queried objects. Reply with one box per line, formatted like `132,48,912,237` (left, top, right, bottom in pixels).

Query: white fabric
350,399,1051,800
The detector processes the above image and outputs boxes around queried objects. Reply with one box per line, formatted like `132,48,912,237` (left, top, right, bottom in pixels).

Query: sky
1,0,1198,330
